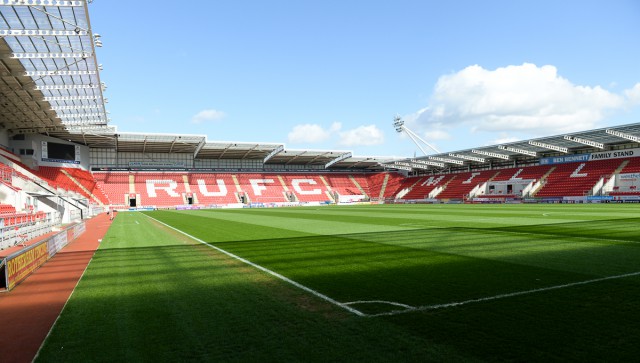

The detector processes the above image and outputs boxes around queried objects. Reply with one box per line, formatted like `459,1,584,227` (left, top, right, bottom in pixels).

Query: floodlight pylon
393,115,440,155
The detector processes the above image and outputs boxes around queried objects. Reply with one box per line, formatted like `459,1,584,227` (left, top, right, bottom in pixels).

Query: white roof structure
0,1,108,133
388,123,640,172
2,2,639,172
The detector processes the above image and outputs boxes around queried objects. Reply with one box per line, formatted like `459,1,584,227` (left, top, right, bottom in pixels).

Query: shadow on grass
34,215,640,362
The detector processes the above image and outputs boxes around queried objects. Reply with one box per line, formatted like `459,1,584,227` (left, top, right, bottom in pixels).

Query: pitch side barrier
0,221,86,291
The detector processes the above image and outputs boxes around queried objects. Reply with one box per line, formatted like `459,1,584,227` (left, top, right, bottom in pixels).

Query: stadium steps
128,174,135,194
277,176,297,202
614,160,630,174
182,175,192,193
277,175,290,191
432,175,457,198
60,169,104,206
378,173,389,199
318,176,336,202
488,171,501,182
396,177,425,199
530,167,556,197
231,175,243,192
348,175,368,197
231,175,246,203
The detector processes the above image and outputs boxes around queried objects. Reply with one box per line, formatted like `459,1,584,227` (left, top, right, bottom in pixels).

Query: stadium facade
1,1,640,285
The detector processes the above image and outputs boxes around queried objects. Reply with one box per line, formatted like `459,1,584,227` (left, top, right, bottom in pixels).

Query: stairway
349,175,368,197
61,170,104,206
378,173,389,199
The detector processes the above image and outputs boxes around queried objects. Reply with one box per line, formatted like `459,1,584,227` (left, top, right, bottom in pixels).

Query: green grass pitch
37,204,640,362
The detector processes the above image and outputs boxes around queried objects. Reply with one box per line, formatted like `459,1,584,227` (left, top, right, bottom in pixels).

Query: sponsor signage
91,167,378,173
128,161,186,167
47,232,69,257
540,148,640,165
6,243,48,290
619,173,640,180
590,149,638,160
586,196,614,201
540,154,590,165
3,222,87,291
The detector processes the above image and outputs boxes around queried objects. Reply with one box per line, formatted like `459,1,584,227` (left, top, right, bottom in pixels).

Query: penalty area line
144,214,366,317
370,270,640,318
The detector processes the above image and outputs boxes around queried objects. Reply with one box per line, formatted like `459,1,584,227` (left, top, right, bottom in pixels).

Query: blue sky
89,1,640,157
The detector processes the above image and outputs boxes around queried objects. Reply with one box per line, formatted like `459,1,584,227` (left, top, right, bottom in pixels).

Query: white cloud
488,133,521,145
411,63,631,136
625,83,640,105
288,122,342,144
424,130,451,141
192,109,225,124
339,125,384,146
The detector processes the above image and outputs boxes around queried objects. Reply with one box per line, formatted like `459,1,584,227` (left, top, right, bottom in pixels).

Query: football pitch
37,204,640,362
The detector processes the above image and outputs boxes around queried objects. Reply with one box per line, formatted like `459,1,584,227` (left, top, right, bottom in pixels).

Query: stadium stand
188,173,240,205
435,171,494,200
2,0,640,252
535,159,623,197
324,174,363,196
281,174,330,202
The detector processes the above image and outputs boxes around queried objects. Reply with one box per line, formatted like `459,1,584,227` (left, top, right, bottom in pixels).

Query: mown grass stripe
144,213,367,317
369,270,640,317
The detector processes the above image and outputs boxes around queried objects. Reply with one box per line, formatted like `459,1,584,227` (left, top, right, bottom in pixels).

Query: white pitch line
344,300,415,309
144,214,366,317
369,270,640,317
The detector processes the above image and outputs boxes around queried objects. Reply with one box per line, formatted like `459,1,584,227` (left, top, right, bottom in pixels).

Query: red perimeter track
0,213,111,363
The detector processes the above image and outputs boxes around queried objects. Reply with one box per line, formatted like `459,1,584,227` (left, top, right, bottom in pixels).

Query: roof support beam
427,156,464,165
563,135,604,149
305,152,329,165
26,70,97,77
0,1,84,6
3,52,93,59
472,149,510,160
193,138,206,159
528,140,569,153
52,105,102,110
384,163,412,172
263,144,284,163
325,152,352,168
606,129,640,143
169,137,177,153
285,151,305,165
242,144,259,159
411,159,445,168
58,113,107,119
497,145,537,157
43,95,101,101
0,29,89,36
35,84,99,91
448,153,485,162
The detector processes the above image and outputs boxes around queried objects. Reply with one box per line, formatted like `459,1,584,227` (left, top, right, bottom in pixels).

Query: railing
0,212,56,250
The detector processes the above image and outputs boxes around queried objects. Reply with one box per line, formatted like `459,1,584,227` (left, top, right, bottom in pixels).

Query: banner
540,154,590,165
6,243,48,290
619,173,640,181
540,148,640,165
47,232,69,258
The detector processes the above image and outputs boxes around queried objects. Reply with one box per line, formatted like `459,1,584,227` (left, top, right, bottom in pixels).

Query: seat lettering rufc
145,178,323,197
